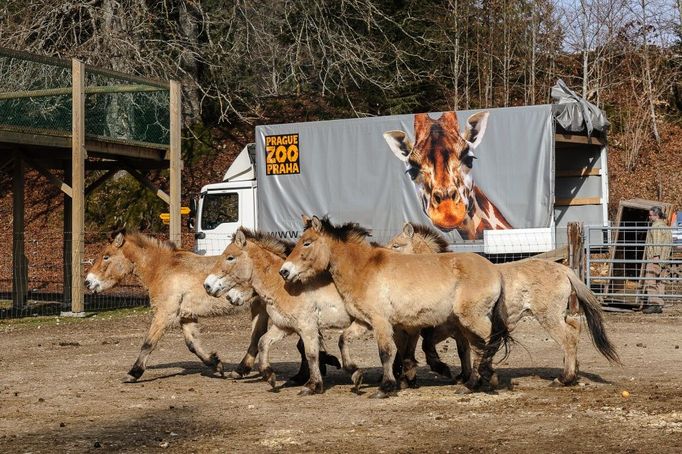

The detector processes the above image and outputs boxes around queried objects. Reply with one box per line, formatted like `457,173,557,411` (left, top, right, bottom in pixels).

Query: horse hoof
369,390,393,399
431,362,453,379
127,366,144,381
267,373,277,389
298,387,315,396
456,386,475,395
227,370,245,380
215,362,225,378
351,370,364,393
124,375,139,383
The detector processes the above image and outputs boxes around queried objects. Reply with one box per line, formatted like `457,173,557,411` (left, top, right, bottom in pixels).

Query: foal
86,231,270,381
280,216,509,397
387,223,621,385
204,228,367,395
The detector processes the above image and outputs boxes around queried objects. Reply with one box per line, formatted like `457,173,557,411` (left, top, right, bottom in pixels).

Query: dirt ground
1,306,681,453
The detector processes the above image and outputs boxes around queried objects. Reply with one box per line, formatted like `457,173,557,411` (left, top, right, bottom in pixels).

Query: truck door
196,187,256,255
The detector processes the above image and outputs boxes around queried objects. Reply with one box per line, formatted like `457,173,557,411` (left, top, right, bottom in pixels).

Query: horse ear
311,216,322,232
301,214,312,228
113,232,125,248
234,230,246,248
383,130,413,162
403,223,415,238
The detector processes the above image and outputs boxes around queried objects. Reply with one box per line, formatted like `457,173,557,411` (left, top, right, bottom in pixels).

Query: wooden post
169,80,182,246
70,58,86,314
63,162,72,307
12,152,27,310
567,221,585,281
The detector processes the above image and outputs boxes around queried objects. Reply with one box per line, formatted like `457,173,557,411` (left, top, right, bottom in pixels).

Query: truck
192,83,609,256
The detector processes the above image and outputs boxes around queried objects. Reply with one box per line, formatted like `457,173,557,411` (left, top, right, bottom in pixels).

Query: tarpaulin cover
255,105,554,244
551,79,609,137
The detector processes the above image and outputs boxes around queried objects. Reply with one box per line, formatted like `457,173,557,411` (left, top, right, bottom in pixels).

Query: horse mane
410,224,449,253
237,227,293,259
314,217,371,244
125,232,179,252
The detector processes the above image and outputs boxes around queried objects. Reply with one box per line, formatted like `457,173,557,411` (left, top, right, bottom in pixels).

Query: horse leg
451,326,472,384
180,317,223,377
230,299,269,379
421,324,463,380
298,326,324,396
285,337,310,387
458,315,497,392
127,310,174,381
392,328,407,382
339,320,369,393
370,318,398,399
400,329,420,389
539,313,581,386
257,324,290,389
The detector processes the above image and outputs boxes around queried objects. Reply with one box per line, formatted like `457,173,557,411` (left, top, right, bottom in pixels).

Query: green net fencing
0,48,170,146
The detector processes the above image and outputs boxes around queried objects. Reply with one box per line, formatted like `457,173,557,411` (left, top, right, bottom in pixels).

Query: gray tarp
551,79,609,136
255,105,554,244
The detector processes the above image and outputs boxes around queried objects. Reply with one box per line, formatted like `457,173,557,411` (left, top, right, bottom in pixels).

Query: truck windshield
201,192,239,230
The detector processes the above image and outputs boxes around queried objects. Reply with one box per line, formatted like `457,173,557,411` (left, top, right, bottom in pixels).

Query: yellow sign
159,207,190,223
265,133,300,175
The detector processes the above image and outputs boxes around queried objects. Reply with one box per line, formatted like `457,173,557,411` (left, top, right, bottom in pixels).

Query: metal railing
585,224,682,309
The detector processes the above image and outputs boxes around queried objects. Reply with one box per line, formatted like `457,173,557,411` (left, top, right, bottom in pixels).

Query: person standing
642,206,673,314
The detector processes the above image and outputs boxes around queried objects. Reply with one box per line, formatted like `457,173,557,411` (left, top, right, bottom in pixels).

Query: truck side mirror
188,198,197,230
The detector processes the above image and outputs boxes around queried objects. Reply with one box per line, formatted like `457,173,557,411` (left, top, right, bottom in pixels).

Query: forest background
0,0,680,235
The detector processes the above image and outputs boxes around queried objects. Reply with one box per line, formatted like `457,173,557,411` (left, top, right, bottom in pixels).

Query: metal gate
585,224,682,309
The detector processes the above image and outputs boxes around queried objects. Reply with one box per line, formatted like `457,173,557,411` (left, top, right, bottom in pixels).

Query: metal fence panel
586,223,682,309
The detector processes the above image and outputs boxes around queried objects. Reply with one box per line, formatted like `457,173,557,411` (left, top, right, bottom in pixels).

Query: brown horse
204,228,371,395
387,223,621,385
86,231,270,382
280,216,509,397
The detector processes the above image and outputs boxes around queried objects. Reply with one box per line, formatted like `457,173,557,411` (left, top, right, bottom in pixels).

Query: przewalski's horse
383,111,512,240
203,228,367,395
387,223,621,385
85,231,273,382
280,216,510,398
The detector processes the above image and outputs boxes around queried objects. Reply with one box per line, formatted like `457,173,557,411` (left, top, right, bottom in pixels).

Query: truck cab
193,144,257,256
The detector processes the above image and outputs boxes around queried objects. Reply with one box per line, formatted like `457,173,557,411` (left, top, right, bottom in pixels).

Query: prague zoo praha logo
265,134,300,175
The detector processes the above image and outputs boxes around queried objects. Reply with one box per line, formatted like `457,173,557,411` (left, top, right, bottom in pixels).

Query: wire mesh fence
0,231,155,318
0,48,170,146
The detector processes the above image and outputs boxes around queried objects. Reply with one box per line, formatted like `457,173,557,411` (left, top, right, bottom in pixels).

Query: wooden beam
556,168,602,177
169,80,182,246
555,197,602,206
120,161,170,204
0,127,71,149
70,58,85,314
555,133,607,146
567,222,585,281
85,169,118,196
0,84,165,101
23,156,73,197
85,138,167,161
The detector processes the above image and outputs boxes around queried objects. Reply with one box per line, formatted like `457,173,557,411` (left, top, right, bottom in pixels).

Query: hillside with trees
0,0,680,237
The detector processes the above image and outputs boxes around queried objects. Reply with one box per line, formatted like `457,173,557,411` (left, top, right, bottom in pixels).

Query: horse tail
488,283,514,364
565,269,621,365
